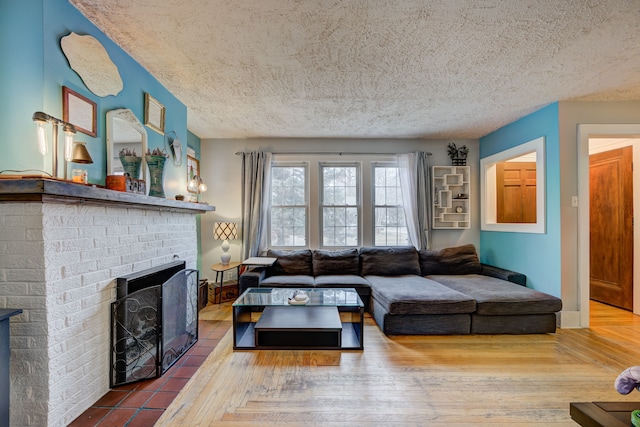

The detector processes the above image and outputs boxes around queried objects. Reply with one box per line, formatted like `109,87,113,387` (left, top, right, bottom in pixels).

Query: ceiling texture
70,0,640,140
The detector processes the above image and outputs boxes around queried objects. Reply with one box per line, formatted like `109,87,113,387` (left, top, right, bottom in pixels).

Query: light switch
571,196,578,207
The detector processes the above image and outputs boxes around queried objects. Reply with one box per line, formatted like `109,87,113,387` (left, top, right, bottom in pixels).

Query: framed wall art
144,93,165,135
62,86,97,137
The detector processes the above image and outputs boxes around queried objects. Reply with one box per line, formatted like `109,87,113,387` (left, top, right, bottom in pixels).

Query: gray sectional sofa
238,245,562,335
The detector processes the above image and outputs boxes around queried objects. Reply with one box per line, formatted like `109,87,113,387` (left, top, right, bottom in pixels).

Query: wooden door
590,147,633,310
496,162,537,223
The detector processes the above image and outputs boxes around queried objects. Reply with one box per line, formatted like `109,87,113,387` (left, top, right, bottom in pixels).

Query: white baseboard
558,310,583,329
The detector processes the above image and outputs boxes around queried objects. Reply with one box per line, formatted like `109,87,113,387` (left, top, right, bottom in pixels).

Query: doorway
589,145,633,310
578,126,640,328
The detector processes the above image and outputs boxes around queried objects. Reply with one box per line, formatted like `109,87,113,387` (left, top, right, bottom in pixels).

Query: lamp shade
71,143,94,164
213,222,238,241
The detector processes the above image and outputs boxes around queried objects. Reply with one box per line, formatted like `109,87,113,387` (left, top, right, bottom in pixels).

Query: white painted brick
0,228,26,241
44,215,94,228
5,296,47,310
29,282,47,296
78,226,106,238
42,227,79,241
0,283,29,295
3,206,200,426
81,271,111,287
8,241,47,255
45,237,94,254
105,225,129,236
6,215,43,228
61,260,97,278
6,269,46,282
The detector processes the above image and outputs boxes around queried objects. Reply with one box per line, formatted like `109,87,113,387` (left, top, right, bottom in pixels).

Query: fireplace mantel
0,178,214,213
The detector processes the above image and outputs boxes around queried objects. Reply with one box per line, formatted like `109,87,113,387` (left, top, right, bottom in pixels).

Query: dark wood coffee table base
254,306,342,348
570,401,640,427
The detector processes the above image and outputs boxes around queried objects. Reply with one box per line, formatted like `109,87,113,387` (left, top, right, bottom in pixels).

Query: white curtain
398,152,432,250
240,151,272,259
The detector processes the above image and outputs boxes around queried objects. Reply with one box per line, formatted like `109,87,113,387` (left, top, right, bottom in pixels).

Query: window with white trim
373,165,408,246
320,164,360,247
269,164,308,247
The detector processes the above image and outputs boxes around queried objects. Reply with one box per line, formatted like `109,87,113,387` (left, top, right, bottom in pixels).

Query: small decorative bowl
175,194,185,201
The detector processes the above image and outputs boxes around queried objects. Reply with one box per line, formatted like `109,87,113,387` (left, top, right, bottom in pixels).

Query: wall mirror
60,32,123,97
106,109,148,182
480,136,546,233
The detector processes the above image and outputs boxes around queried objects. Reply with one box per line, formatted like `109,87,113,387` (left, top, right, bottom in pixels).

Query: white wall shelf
433,165,470,229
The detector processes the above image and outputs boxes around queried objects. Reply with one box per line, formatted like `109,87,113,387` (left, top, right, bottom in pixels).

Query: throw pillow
359,246,421,276
267,249,313,276
419,244,482,276
313,248,359,276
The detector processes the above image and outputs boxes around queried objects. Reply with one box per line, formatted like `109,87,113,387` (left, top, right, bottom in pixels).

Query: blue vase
146,155,166,198
119,156,141,179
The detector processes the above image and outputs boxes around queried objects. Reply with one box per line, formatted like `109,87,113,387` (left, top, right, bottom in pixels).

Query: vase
146,155,166,198
119,156,142,179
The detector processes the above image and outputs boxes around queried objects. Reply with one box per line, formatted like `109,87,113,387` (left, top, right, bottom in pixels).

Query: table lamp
213,222,238,265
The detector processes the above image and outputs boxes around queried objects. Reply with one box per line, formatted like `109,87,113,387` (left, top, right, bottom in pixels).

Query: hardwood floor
156,301,640,426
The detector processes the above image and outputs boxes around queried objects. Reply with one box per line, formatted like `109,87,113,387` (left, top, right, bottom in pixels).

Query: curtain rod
235,151,432,156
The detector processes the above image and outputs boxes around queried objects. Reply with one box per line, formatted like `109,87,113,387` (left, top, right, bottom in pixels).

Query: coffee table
570,401,640,427
232,288,364,350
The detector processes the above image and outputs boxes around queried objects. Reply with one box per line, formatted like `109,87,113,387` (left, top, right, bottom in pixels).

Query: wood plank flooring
156,301,640,426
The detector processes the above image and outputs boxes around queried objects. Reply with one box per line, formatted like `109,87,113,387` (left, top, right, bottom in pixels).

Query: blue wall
1,0,188,193
479,103,561,297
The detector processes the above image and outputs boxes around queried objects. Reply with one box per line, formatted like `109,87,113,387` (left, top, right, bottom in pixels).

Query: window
270,164,307,246
320,164,359,247
373,165,408,246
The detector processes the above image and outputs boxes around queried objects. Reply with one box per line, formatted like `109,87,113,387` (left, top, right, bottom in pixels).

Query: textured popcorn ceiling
70,0,640,139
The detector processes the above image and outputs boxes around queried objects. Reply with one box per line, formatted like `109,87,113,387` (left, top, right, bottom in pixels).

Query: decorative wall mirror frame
106,109,148,184
480,136,546,233
60,32,123,97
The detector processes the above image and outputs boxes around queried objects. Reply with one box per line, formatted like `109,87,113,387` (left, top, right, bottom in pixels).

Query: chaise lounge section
239,244,562,335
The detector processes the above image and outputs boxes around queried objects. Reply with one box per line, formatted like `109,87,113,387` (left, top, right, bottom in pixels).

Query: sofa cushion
427,274,562,315
314,275,371,291
313,248,360,276
261,275,315,287
366,275,476,315
360,246,421,276
267,249,313,276
419,244,482,276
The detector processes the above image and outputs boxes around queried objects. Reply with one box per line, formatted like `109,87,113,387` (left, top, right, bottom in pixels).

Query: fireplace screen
111,266,198,387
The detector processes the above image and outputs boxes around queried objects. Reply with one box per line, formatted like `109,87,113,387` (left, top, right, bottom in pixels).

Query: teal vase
119,156,142,179
146,155,166,198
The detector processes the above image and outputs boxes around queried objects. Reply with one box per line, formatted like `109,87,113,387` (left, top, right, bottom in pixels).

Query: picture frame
62,86,97,137
187,155,199,194
144,93,165,135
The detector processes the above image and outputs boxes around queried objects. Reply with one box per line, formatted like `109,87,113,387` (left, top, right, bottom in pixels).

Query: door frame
577,124,640,327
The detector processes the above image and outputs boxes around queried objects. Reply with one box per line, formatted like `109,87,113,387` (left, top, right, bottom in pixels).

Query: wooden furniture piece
432,165,470,229
0,309,22,427
570,401,640,427
232,287,364,350
210,262,241,304
254,306,342,348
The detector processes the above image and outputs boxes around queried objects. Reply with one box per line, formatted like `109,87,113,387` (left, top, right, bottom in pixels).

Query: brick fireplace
0,179,213,426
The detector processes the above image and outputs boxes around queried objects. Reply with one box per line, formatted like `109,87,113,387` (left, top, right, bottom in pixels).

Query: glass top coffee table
232,288,364,350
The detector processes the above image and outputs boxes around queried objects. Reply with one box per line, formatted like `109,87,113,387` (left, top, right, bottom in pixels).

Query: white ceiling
70,0,640,140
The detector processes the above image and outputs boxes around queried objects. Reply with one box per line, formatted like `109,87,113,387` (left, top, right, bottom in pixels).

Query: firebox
110,261,199,387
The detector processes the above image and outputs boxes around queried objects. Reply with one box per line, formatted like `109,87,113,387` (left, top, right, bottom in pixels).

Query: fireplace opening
110,261,199,387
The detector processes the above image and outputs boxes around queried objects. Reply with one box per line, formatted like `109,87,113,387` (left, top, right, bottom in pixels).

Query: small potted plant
118,148,141,179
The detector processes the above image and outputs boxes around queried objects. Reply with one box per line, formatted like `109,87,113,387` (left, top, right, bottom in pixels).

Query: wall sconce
187,175,207,200
213,222,238,265
33,111,84,179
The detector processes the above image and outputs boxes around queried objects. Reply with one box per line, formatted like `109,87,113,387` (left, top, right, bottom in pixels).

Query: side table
210,262,242,304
